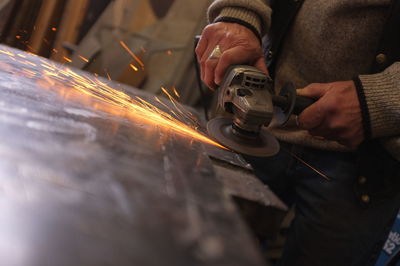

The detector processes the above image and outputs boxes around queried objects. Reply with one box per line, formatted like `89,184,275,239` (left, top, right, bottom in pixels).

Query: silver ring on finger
208,45,222,60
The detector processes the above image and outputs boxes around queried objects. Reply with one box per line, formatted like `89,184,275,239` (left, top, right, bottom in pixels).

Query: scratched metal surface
0,45,266,266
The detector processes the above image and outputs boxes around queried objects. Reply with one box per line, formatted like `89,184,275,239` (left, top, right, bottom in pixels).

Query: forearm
207,0,272,37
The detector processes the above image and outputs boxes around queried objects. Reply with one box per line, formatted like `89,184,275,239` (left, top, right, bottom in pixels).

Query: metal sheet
0,46,266,266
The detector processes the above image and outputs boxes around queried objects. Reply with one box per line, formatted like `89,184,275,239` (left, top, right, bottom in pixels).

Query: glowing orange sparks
63,56,72,63
105,71,112,81
130,64,138,72
172,87,180,98
79,55,89,63
283,148,331,181
0,47,226,150
119,41,145,68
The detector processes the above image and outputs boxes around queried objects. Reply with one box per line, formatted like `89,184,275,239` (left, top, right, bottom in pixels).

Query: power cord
194,35,209,121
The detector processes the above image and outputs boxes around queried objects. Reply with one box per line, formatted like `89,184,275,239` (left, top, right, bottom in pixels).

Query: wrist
213,7,262,41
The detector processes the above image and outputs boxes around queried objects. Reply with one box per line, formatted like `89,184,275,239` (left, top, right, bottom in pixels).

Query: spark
63,56,72,63
283,148,331,181
166,50,173,55
161,87,173,99
79,55,89,63
0,47,227,150
129,64,138,72
105,71,112,81
51,27,57,31
21,68,36,76
119,41,145,68
25,45,34,52
160,87,200,129
172,87,180,98
20,60,37,67
0,50,14,56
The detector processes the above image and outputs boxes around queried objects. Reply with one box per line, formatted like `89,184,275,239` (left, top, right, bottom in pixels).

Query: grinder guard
208,65,280,157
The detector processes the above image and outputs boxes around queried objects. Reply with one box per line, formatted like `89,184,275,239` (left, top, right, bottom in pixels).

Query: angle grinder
207,65,315,157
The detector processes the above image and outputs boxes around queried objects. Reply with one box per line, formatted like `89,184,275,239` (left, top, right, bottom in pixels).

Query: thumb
298,100,324,130
297,83,331,99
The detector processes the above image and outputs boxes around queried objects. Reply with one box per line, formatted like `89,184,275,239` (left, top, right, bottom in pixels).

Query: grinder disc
207,118,280,157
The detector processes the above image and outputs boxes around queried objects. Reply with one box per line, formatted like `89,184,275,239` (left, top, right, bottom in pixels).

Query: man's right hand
195,22,268,90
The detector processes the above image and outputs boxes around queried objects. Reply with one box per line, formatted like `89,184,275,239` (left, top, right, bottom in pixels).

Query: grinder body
218,65,275,133
207,65,280,157
207,65,315,157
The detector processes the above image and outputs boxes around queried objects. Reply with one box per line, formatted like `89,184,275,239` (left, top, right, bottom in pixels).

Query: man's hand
195,22,267,90
297,81,364,148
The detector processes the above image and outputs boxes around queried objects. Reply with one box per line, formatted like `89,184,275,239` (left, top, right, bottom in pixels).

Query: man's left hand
297,81,364,149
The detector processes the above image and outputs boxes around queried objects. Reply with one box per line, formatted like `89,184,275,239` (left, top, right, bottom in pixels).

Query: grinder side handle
292,95,316,115
272,82,316,125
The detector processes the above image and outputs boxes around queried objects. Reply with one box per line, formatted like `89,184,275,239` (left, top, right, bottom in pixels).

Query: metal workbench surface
0,45,268,266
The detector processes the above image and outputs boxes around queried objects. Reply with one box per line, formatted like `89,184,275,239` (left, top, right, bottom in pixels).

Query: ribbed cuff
214,7,262,40
353,77,372,140
358,63,400,138
208,1,272,35
214,17,262,42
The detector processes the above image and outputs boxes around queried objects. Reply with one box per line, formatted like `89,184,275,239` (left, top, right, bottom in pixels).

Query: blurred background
0,0,211,108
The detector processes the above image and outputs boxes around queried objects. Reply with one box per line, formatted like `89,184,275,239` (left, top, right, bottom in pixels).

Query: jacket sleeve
207,0,272,38
357,62,400,160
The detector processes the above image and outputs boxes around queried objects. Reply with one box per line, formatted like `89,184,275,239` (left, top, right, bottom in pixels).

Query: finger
254,56,269,75
298,101,325,130
200,43,217,81
203,57,219,90
195,35,208,62
214,46,258,85
297,83,331,99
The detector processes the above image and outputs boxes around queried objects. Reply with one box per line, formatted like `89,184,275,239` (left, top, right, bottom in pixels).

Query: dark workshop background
0,0,211,108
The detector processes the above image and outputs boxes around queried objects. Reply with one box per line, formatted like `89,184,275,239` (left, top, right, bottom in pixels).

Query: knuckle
203,23,223,37
218,52,232,66
204,59,216,68
200,57,207,66
195,45,201,55
203,24,214,35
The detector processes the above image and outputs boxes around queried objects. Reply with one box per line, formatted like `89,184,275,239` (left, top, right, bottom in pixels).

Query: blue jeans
244,142,400,266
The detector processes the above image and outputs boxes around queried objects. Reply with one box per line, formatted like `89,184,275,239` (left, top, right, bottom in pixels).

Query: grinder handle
292,96,316,115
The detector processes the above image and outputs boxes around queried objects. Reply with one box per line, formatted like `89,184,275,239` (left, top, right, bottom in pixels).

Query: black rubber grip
292,96,316,115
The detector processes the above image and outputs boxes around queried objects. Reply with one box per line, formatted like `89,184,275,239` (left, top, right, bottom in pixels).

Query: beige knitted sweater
208,0,400,161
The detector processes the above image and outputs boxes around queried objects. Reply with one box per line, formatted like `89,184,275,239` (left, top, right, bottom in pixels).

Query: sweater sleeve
358,62,400,138
357,62,400,161
207,0,272,37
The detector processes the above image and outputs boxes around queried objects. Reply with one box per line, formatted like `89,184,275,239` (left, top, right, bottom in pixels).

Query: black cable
194,35,209,121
